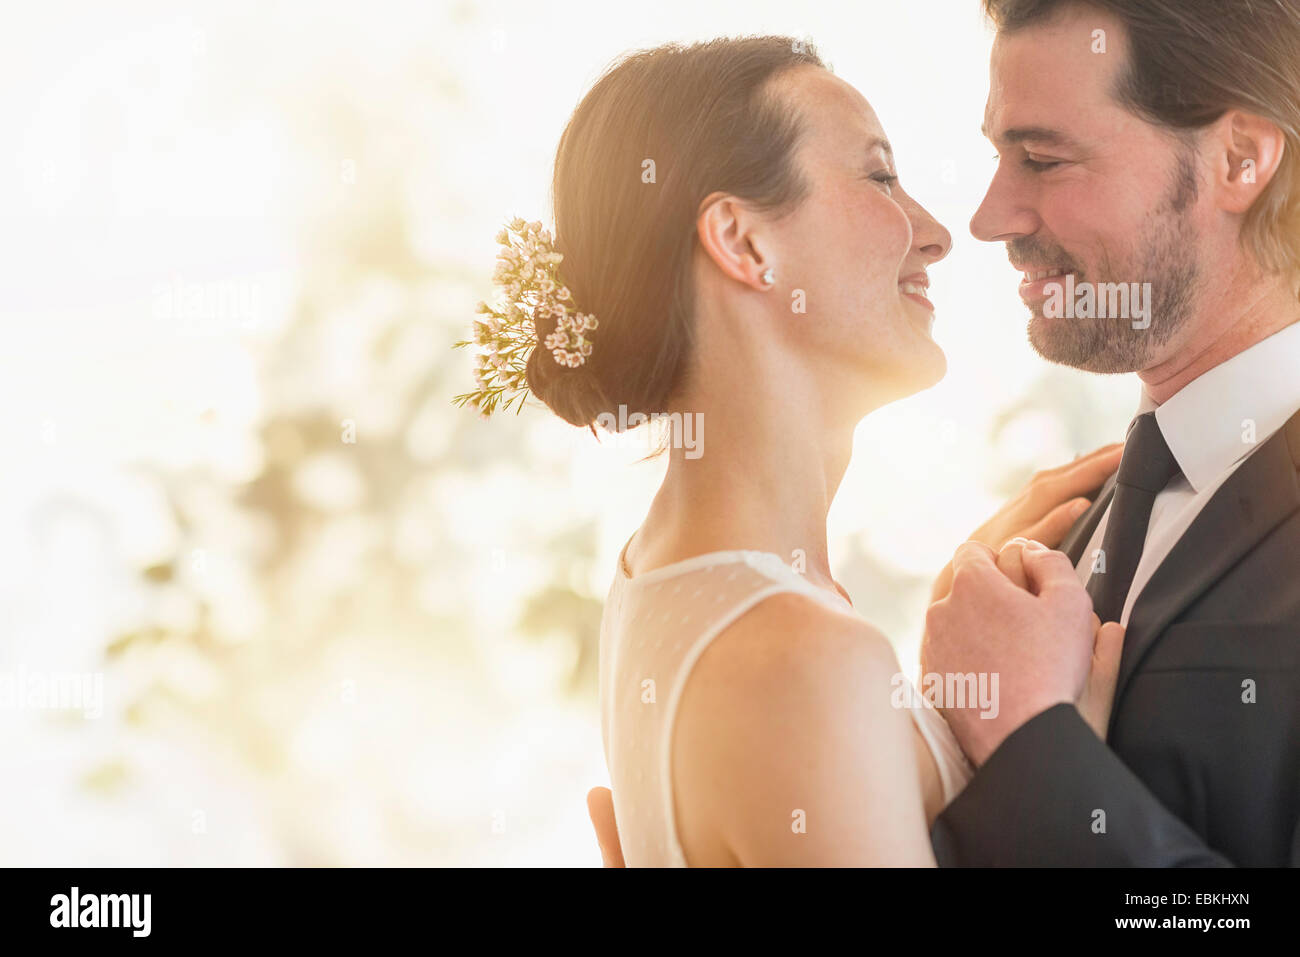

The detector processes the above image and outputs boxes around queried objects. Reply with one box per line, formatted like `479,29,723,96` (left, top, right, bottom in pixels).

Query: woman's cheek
886,195,915,253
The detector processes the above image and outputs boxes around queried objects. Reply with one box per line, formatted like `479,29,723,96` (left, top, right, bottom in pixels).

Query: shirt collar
1141,320,1300,493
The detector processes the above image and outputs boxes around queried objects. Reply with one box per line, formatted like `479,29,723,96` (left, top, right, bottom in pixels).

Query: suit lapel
1060,473,1117,566
1108,410,1300,734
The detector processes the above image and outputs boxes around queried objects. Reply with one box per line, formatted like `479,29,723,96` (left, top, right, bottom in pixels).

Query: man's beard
1017,149,1203,374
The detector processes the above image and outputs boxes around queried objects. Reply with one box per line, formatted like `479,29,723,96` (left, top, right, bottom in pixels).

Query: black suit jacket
931,407,1300,866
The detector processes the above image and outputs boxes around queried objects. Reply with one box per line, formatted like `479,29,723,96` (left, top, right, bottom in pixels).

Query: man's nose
970,168,1039,242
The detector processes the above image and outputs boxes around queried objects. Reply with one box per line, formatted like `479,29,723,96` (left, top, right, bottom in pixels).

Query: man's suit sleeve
931,703,1234,866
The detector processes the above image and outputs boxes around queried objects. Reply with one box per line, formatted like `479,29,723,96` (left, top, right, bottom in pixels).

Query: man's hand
994,537,1126,740
586,786,625,867
922,540,1097,766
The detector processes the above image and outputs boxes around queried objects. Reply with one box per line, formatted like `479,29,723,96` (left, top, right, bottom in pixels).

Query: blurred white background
0,0,1134,866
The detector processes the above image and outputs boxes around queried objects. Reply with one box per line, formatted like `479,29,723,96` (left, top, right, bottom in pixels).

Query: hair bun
524,339,608,428
455,218,603,420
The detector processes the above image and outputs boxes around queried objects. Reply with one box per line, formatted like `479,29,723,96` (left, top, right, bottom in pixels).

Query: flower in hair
543,306,598,368
453,217,595,416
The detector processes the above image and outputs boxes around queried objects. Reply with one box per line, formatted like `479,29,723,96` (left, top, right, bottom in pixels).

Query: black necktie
1086,412,1181,624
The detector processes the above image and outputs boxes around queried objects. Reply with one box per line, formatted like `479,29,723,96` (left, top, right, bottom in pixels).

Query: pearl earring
760,268,775,286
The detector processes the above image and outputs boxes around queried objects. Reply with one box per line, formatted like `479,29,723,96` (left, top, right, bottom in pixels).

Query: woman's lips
899,278,934,313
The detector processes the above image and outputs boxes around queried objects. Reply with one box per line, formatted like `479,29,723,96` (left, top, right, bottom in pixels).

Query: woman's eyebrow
865,136,894,159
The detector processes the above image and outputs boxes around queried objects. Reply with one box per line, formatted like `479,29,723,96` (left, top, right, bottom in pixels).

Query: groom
923,0,1300,866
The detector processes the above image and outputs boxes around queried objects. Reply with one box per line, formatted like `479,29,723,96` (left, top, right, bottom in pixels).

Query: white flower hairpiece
453,217,598,417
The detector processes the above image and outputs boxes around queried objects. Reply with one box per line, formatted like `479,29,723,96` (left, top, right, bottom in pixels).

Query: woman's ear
1214,110,1286,215
695,192,775,291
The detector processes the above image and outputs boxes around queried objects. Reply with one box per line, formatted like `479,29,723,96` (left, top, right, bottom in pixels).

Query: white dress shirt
1075,320,1300,625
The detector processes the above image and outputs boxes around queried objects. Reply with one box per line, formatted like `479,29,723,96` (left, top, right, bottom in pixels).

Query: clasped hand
922,537,1124,766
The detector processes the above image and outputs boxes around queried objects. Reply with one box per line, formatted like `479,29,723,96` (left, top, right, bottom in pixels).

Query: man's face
973,5,1206,373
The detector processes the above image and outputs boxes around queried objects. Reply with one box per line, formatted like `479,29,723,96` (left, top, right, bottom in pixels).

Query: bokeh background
1,0,1135,866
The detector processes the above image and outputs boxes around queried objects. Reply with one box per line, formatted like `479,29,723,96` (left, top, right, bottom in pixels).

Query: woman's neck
627,367,864,595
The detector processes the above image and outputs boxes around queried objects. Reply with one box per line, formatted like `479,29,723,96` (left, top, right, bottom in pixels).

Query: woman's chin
898,340,947,395
864,347,947,406
897,303,946,386
918,342,948,388
839,334,947,406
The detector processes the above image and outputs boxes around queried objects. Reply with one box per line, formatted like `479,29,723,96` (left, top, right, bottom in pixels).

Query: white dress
598,539,973,866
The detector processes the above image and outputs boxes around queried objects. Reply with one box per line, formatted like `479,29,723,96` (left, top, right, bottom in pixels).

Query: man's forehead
980,117,1084,150
981,47,1122,146
984,7,1129,120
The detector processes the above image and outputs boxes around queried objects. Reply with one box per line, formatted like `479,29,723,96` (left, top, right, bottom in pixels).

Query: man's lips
1013,264,1076,301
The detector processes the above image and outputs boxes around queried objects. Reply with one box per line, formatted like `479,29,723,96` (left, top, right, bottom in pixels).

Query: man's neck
1139,273,1300,405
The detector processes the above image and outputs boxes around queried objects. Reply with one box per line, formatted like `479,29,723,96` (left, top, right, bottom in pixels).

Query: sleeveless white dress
598,539,973,866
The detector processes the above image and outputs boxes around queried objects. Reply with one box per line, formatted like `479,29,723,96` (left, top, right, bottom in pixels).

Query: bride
465,35,1123,866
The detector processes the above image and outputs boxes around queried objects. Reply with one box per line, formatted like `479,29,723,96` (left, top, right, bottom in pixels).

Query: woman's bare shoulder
671,590,930,866
692,590,899,693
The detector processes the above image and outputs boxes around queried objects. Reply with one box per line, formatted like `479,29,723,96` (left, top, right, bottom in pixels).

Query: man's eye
991,152,1064,172
869,171,899,194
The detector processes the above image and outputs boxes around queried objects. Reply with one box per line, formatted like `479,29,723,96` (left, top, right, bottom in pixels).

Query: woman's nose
914,204,952,263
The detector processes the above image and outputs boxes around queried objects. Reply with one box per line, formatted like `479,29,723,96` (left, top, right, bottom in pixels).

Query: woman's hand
1077,614,1126,740
586,786,625,867
930,443,1122,604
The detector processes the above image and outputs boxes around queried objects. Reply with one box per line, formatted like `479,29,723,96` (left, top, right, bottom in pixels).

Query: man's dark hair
984,0,1300,285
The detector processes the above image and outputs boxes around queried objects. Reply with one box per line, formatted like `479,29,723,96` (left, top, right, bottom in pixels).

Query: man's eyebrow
980,124,1080,149
866,136,894,158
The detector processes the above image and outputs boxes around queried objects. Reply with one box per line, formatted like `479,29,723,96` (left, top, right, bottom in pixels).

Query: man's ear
1214,110,1286,214
695,192,774,292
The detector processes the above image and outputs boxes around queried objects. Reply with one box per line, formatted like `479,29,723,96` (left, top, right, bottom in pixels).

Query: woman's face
763,67,952,403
